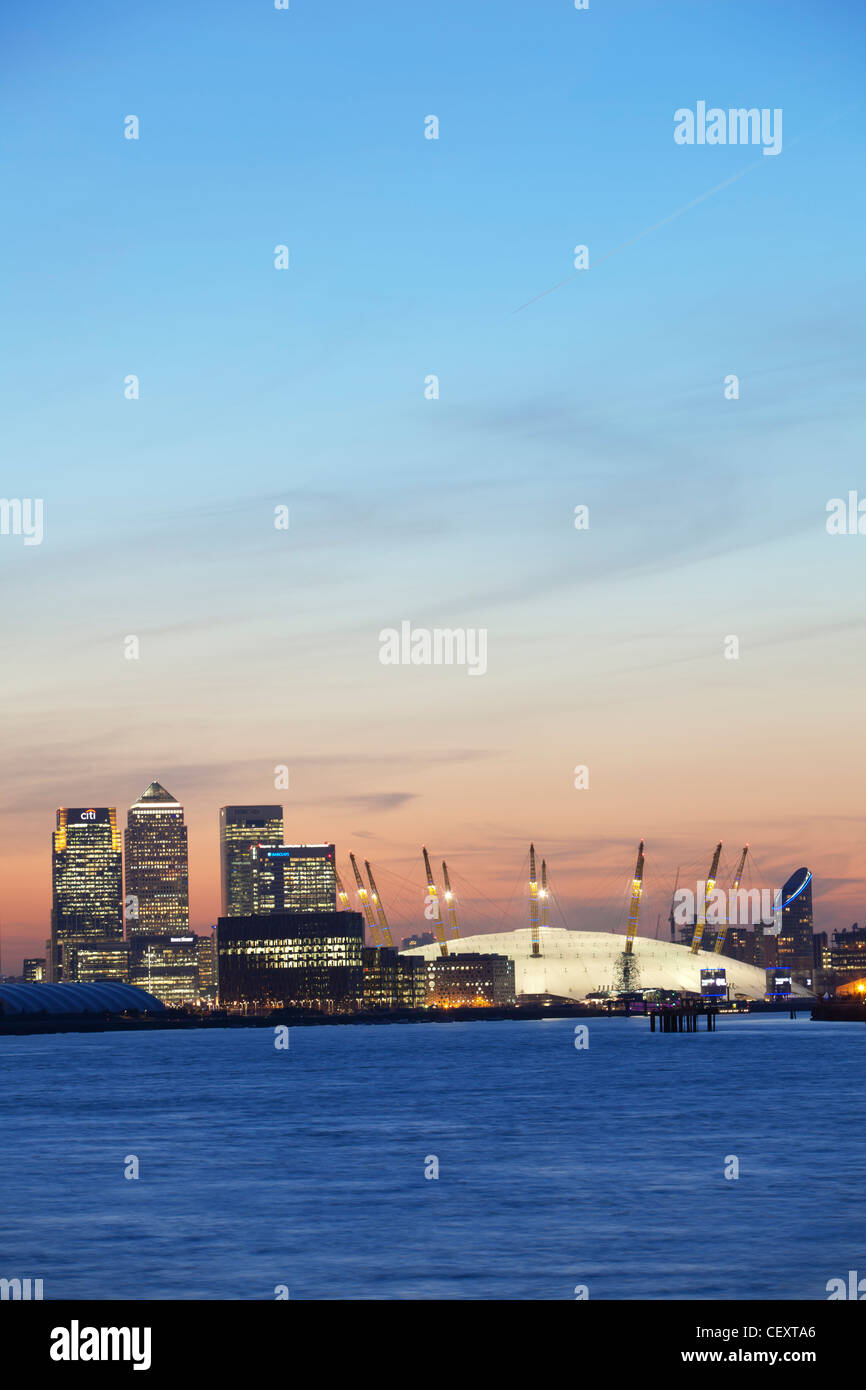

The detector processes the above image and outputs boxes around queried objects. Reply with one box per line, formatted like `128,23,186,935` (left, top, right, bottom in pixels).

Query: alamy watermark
827,1270,866,1299
674,102,782,156
826,492,866,534
1,1276,43,1300
50,1323,151,1371
379,621,487,676
0,498,43,545
673,882,783,933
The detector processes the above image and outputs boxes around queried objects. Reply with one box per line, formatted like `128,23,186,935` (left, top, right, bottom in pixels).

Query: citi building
50,807,124,982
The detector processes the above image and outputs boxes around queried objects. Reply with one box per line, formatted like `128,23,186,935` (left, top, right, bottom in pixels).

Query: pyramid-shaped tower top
131,781,181,809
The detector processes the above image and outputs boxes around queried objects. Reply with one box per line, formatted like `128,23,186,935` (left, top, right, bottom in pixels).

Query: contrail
513,157,768,313
512,112,848,314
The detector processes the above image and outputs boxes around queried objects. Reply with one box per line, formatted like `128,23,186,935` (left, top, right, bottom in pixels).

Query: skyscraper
124,781,189,938
219,806,283,916
251,843,337,915
51,807,123,981
777,867,814,985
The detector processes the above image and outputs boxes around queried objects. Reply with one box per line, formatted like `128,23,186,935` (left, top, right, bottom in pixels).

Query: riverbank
0,997,816,1036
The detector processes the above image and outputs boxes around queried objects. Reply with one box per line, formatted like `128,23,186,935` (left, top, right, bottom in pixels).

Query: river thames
3,1014,862,1299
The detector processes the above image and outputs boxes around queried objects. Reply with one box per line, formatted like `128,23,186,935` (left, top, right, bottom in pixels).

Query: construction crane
689,842,723,954
349,851,382,946
529,844,540,956
422,846,449,956
334,867,350,910
714,844,748,957
441,861,461,942
539,859,549,952
623,840,646,955
364,861,395,949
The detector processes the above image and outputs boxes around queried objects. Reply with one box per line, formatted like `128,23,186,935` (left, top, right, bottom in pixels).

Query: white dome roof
403,927,811,1002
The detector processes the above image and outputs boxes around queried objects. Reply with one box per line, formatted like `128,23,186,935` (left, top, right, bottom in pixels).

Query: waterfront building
124,782,189,939
426,952,516,1007
765,966,793,1000
398,954,428,1008
821,924,866,973
23,959,46,982
776,867,814,985
128,934,198,1005
700,966,728,1001
219,806,283,916
195,930,217,1000
50,808,124,982
362,945,398,1008
250,843,337,915
217,910,364,1011
362,947,429,1009
62,940,129,983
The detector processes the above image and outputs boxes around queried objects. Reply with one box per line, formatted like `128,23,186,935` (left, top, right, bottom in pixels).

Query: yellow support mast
690,842,723,954
441,861,460,942
529,844,540,957
538,858,550,955
623,840,646,956
714,844,748,956
349,851,382,946
365,861,395,949
422,847,449,957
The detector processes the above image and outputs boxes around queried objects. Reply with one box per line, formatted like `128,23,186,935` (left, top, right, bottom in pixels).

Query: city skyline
0,774,851,975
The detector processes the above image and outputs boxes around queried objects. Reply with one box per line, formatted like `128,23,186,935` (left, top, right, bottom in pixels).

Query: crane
422,847,449,956
529,844,540,957
689,842,723,954
539,859,549,952
714,844,748,956
441,861,461,942
349,851,382,946
623,840,646,955
334,867,350,910
364,861,395,949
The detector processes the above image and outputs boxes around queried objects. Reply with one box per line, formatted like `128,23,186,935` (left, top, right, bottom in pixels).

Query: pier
650,1004,717,1032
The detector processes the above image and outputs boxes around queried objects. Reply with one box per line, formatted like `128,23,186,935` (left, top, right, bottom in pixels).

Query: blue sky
1,0,864,963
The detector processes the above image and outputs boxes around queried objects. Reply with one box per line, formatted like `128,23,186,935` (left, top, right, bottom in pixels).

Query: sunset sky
2,0,864,970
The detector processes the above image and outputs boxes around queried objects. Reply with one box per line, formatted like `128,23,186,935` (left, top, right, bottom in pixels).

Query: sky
1,0,864,970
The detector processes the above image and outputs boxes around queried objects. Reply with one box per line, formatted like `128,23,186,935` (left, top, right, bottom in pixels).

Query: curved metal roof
0,981,167,1016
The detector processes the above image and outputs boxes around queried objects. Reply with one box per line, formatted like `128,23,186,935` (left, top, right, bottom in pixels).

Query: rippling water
2,1014,863,1300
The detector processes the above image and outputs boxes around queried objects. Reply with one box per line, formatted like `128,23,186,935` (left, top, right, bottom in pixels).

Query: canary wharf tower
220,805,283,916
51,807,123,980
124,781,190,938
